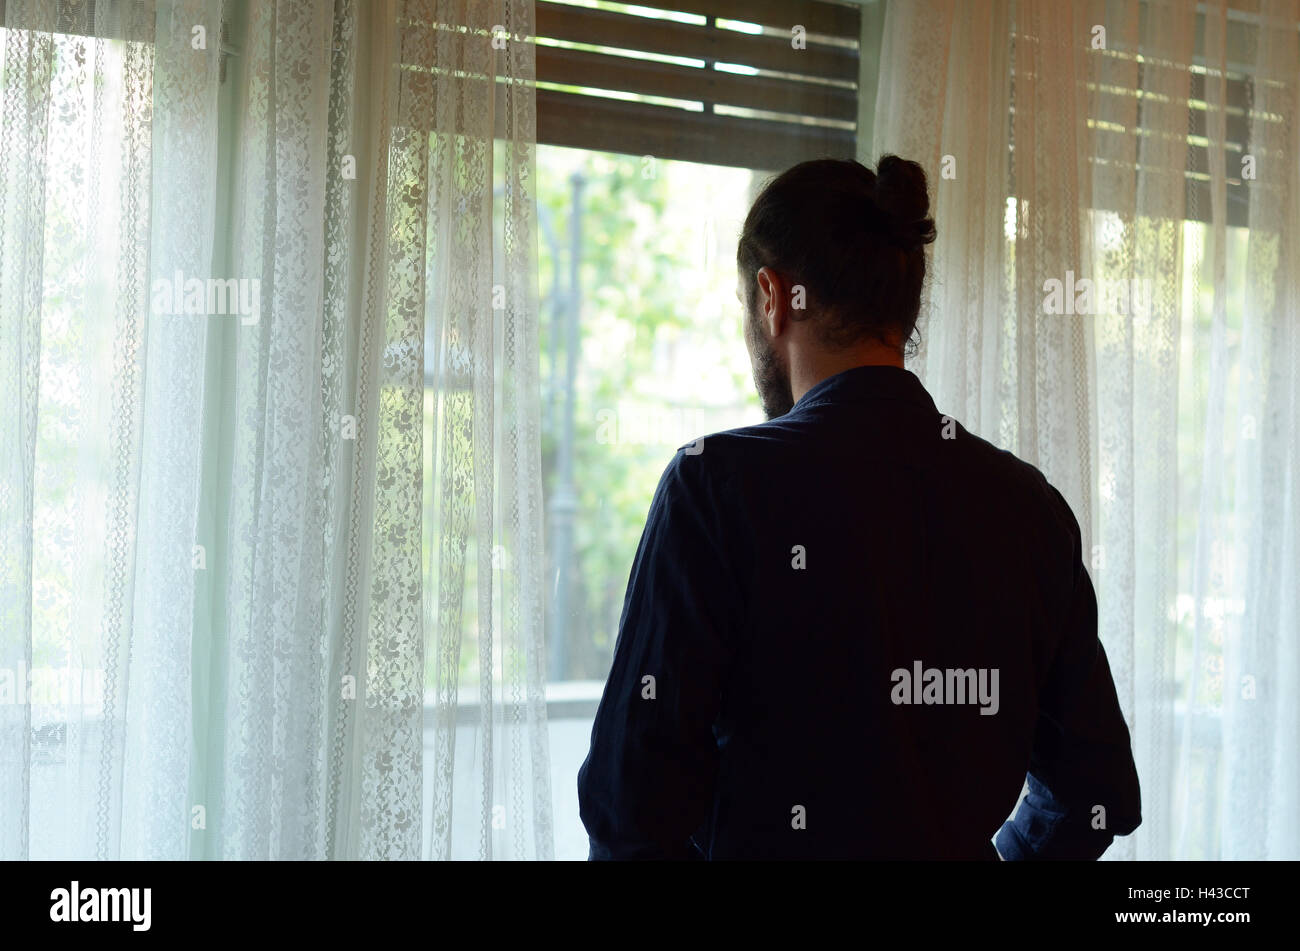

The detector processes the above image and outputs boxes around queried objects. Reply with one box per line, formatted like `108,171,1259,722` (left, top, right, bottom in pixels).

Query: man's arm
576,449,741,860
996,485,1142,860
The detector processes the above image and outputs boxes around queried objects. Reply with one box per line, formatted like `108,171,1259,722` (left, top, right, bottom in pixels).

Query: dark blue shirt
577,365,1141,860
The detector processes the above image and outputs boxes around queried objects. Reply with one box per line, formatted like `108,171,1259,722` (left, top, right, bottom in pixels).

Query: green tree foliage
538,146,757,680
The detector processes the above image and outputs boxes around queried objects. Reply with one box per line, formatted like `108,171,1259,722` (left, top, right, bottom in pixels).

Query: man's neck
790,342,905,405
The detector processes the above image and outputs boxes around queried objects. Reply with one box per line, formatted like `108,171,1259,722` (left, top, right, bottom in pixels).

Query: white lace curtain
873,0,1299,859
0,0,549,860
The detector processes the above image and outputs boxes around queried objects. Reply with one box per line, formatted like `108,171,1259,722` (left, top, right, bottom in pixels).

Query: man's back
577,365,1141,860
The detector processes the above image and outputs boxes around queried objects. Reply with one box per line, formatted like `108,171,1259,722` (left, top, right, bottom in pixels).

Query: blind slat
537,44,857,121
535,0,859,82
536,87,854,171
653,0,862,37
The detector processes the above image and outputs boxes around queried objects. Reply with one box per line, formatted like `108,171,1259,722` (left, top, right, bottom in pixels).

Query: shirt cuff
995,821,1034,861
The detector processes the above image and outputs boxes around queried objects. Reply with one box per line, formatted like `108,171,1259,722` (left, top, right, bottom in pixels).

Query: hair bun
872,154,936,248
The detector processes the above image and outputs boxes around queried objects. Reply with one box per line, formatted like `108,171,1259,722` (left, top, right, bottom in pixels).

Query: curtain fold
871,0,1300,859
1,0,223,860
411,0,551,862
0,0,550,860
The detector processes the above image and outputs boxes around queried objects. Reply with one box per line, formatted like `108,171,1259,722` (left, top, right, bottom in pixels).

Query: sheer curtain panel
0,0,550,860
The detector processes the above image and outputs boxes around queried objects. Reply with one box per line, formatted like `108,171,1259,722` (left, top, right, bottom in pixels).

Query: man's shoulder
662,411,1079,538
944,420,1083,546
671,416,792,455
663,417,794,482
670,411,1043,480
946,419,1051,488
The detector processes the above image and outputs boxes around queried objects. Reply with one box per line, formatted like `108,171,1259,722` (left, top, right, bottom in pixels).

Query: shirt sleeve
577,448,743,860
996,484,1142,860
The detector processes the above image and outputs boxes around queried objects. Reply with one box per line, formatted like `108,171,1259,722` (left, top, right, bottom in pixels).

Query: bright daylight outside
535,146,757,858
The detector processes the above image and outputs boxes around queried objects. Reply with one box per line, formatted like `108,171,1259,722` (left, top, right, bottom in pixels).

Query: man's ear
755,266,789,338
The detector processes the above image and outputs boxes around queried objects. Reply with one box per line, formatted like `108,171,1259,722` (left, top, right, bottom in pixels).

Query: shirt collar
790,364,938,414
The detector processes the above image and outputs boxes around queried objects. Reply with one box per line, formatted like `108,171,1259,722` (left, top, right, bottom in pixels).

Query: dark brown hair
737,155,936,353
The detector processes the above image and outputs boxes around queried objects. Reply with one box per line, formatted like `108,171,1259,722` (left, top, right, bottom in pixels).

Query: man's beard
747,307,795,420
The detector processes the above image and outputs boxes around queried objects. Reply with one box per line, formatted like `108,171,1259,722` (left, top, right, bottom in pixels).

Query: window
512,1,871,856
535,145,763,859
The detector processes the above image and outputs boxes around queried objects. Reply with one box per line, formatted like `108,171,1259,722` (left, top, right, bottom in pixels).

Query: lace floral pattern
1,0,551,860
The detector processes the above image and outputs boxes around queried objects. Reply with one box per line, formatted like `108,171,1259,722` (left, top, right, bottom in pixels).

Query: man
577,156,1141,860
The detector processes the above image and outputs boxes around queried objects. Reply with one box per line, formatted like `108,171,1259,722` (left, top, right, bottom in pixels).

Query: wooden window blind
534,0,863,170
